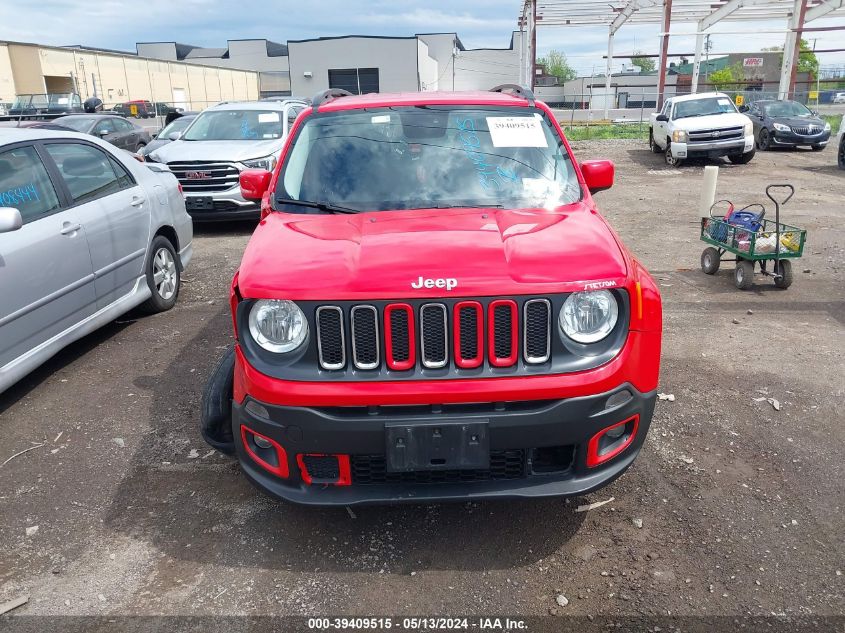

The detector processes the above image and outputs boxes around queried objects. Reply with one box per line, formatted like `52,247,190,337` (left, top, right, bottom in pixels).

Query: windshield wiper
275,198,360,215
428,204,505,209
676,112,722,119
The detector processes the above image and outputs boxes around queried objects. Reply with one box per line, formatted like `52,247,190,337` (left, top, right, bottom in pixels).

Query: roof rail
312,88,353,112
489,84,535,106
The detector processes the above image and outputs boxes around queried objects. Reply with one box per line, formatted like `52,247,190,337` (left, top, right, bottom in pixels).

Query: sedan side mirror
240,169,273,201
98,129,110,137
0,207,23,233
168,132,182,141
738,105,749,113
580,160,614,194
655,114,669,122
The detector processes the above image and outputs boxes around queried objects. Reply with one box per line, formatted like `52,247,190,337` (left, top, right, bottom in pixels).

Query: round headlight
559,290,619,344
248,299,308,353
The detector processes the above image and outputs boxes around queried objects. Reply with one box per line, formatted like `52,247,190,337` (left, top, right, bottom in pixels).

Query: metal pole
692,31,704,93
788,0,809,99
778,0,805,99
604,30,614,120
639,87,645,134
530,0,537,91
657,0,673,109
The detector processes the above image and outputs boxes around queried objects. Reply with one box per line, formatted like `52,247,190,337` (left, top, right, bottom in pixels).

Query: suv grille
314,298,552,372
688,126,744,143
167,161,240,193
350,450,526,484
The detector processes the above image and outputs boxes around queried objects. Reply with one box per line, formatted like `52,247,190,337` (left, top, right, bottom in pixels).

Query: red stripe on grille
384,303,415,371
453,301,483,369
488,299,518,367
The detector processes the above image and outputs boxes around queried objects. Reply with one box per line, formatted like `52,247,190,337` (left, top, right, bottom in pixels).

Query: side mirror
656,113,669,122
581,160,614,194
98,129,110,137
240,169,272,201
738,105,749,113
0,207,23,233
168,132,182,141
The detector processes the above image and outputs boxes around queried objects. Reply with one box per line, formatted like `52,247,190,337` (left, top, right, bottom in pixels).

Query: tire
649,129,662,153
839,138,845,170
665,142,683,167
773,259,793,289
757,128,771,151
200,345,236,455
728,149,755,165
139,235,180,313
810,144,824,151
735,259,755,290
701,247,720,275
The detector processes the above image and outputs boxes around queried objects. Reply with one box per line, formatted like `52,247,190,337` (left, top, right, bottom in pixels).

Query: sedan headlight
559,290,619,344
243,154,278,171
672,130,688,143
248,299,308,353
773,122,791,132
824,122,831,132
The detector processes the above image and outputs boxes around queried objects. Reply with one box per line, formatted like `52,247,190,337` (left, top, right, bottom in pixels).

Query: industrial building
0,40,260,111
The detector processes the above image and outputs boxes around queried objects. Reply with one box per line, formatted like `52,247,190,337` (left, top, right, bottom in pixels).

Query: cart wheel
701,247,720,275
773,259,793,289
735,259,754,290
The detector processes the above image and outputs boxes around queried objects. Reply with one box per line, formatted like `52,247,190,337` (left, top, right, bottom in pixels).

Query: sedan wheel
757,128,771,151
153,247,178,300
139,235,181,313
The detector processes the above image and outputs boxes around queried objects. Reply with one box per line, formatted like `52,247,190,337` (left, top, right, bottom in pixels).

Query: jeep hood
148,138,283,164
237,205,628,300
673,112,751,131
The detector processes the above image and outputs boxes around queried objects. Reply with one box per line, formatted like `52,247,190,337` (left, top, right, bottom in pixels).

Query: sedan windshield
278,106,580,213
673,96,737,119
762,101,812,118
57,117,96,132
183,110,283,141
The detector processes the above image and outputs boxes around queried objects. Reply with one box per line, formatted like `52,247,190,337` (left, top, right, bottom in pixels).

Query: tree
708,62,746,91
762,39,819,74
630,51,656,73
538,50,577,83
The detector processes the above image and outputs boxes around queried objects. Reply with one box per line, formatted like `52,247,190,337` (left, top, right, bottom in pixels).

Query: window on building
328,68,380,95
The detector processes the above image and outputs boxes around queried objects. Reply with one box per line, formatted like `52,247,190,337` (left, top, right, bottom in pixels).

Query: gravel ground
0,140,842,627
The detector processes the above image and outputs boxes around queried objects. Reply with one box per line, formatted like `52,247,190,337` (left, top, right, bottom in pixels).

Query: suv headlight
248,299,308,353
773,122,790,132
559,290,618,344
672,130,688,143
243,154,277,171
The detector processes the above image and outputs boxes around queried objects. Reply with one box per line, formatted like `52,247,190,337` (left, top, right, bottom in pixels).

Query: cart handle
709,199,734,219
765,184,794,206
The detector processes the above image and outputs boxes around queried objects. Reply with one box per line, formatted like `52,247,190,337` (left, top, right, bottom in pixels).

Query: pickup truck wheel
649,129,662,153
757,128,771,151
665,144,683,167
773,259,793,289
139,235,181,313
701,247,720,275
734,259,755,290
728,149,755,165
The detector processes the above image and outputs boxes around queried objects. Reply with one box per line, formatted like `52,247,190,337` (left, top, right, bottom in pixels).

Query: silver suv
147,99,307,221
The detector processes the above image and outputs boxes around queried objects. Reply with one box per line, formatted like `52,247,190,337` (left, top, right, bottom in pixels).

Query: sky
2,0,843,76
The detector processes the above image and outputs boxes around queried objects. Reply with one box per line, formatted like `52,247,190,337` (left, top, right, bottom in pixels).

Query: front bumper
771,129,830,147
233,384,656,505
672,134,754,158
184,189,260,222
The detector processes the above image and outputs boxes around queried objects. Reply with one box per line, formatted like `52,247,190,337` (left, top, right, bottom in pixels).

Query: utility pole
704,34,712,86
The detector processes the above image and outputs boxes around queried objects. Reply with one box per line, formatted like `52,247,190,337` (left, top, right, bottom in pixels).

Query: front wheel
139,235,181,313
649,129,662,153
773,259,793,289
728,149,755,165
701,247,720,275
665,143,683,167
757,128,771,151
735,259,755,290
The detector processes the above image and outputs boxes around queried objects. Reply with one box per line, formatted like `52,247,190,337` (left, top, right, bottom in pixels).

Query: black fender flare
200,345,236,455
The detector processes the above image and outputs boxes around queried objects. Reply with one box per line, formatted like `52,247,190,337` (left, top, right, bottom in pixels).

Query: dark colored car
744,100,831,151
54,114,152,152
112,100,156,119
139,114,197,157
7,93,84,119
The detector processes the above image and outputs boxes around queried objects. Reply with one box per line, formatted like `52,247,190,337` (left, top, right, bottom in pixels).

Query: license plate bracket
385,420,490,472
186,196,214,211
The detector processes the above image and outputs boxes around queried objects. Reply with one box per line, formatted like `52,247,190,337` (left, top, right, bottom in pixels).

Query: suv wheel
139,235,180,313
665,143,683,167
728,149,755,165
649,129,662,154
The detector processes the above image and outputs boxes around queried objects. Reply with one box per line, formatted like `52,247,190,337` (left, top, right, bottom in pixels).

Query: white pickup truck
648,92,755,167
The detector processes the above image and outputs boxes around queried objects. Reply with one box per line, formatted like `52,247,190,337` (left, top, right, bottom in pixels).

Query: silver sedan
0,128,193,394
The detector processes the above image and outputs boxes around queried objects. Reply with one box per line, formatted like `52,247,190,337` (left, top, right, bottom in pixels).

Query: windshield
762,101,812,118
58,117,95,132
183,109,283,141
158,117,193,139
48,93,76,107
278,106,579,213
673,96,737,119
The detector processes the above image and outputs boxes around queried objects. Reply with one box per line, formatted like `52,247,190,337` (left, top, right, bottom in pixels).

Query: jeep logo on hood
412,276,457,291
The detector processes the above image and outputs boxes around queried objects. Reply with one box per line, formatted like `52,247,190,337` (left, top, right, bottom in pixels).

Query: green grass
561,122,649,142
821,113,842,132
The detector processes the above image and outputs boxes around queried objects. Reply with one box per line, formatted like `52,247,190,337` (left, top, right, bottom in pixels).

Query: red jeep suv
204,86,662,505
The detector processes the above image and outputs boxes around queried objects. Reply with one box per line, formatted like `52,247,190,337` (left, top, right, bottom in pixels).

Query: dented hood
237,205,628,300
